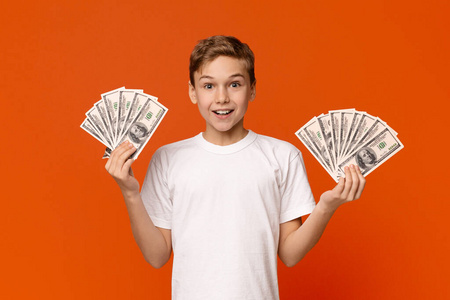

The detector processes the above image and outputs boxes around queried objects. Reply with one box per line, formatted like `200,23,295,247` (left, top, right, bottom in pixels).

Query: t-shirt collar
195,130,257,154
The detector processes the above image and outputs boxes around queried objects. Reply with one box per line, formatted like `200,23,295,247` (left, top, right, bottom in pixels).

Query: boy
105,35,365,299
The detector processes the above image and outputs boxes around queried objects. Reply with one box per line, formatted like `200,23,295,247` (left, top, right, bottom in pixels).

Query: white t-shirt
141,130,316,300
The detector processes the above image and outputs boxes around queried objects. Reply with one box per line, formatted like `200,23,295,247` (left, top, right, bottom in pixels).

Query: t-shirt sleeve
279,151,316,223
140,149,172,229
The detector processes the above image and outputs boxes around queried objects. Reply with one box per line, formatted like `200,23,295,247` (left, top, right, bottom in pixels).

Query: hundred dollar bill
328,111,341,163
340,111,365,160
349,117,390,155
118,92,158,143
117,97,168,159
102,87,125,146
302,117,335,173
338,128,404,177
93,99,115,145
329,109,354,160
344,112,377,157
117,89,143,142
296,119,338,181
317,114,336,167
338,109,355,161
296,130,337,181
86,103,114,148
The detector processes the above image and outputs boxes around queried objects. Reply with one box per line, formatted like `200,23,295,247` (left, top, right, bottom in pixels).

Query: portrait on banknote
128,122,149,144
355,147,377,170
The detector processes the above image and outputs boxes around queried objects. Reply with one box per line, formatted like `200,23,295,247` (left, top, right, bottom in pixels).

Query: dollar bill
117,89,143,142
338,109,355,161
338,128,403,176
296,118,338,181
102,87,125,146
304,117,336,172
344,112,377,156
329,110,341,164
86,103,114,148
117,97,168,159
340,111,365,160
118,92,158,143
317,114,336,168
350,117,391,154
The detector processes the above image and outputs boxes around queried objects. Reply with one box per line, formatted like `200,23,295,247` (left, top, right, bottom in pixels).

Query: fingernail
350,164,355,169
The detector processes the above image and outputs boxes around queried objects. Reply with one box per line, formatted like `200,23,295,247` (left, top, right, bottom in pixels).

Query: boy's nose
215,87,230,103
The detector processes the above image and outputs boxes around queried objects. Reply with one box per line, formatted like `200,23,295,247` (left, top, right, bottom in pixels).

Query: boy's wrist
121,190,141,203
316,200,339,215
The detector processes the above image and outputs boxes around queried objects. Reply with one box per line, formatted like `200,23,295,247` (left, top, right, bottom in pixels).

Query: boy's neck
202,126,249,146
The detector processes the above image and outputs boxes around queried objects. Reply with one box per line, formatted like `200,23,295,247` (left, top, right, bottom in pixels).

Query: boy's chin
208,123,244,133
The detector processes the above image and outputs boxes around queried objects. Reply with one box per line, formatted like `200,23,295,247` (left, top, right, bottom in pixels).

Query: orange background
1,0,449,299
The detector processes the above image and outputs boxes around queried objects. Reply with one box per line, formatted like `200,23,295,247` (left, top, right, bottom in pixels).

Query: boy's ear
188,81,197,104
250,81,256,102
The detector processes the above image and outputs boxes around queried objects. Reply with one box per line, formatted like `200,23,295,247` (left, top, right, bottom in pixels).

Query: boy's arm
278,165,365,267
105,141,172,269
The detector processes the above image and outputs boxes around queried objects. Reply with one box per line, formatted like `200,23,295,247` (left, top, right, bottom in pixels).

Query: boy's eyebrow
198,75,214,80
198,73,245,80
229,73,245,79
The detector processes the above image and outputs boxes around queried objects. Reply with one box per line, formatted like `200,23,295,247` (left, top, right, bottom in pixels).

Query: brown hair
189,35,256,87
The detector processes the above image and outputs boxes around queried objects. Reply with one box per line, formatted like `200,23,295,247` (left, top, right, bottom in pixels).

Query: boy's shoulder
253,132,302,155
155,134,199,155
149,135,199,169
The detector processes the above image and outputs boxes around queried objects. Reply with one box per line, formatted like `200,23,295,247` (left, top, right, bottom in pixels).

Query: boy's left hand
319,164,366,212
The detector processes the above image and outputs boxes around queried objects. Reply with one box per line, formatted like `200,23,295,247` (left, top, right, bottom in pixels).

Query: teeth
215,110,231,115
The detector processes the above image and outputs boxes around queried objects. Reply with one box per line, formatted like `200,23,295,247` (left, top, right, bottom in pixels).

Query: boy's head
189,36,256,88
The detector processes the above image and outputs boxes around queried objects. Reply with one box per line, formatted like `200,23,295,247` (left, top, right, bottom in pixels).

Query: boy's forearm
280,166,366,267
279,201,336,267
123,194,171,268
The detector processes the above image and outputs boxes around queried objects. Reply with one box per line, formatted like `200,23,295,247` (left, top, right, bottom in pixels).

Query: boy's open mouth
213,110,233,115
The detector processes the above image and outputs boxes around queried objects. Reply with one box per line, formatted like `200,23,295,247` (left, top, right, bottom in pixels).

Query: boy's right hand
105,141,140,199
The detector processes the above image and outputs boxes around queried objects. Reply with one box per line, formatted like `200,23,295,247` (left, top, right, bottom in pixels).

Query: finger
118,143,136,165
105,148,119,173
113,143,135,175
123,158,135,176
106,143,125,174
333,176,346,194
108,142,134,175
354,165,366,199
347,165,360,200
106,145,123,171
341,166,353,198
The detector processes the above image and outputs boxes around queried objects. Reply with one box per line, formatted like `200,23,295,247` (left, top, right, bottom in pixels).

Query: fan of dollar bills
296,109,403,182
81,87,168,159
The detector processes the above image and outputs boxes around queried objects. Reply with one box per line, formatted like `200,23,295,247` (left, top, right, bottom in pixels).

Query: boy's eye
230,82,241,88
204,84,213,89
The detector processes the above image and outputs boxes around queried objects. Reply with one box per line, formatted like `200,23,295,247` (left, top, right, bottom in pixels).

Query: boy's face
189,56,256,142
